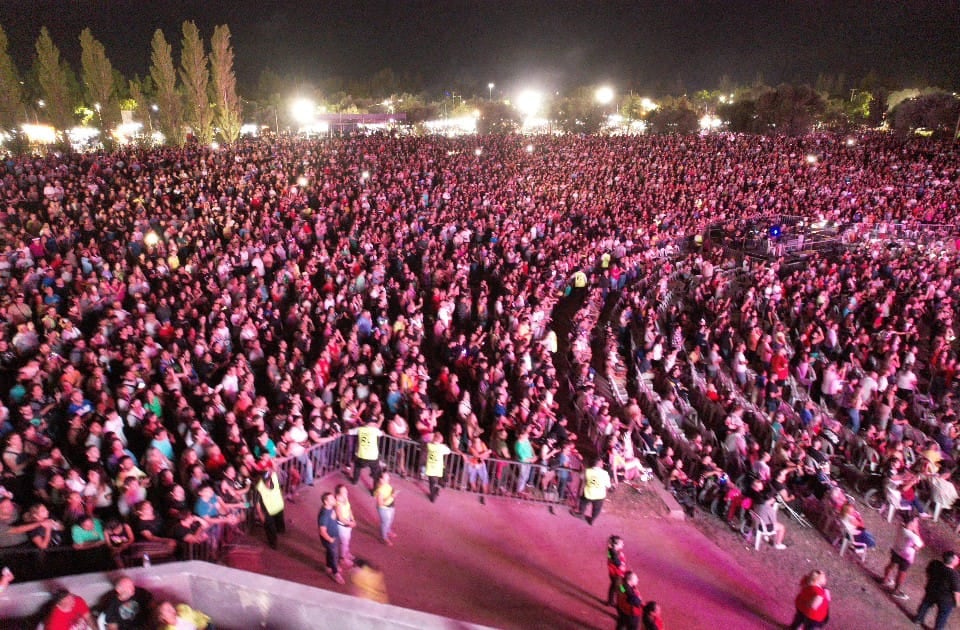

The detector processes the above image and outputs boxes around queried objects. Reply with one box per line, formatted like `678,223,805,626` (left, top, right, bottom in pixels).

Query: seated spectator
24,502,64,550
44,589,95,630
101,576,153,630
70,513,107,550
104,518,135,567
838,502,876,548
167,509,210,546
155,599,212,630
755,493,787,550
130,501,177,556
928,465,959,516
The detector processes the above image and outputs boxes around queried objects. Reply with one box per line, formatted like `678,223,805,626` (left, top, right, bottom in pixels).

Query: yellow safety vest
601,252,611,269
584,467,609,500
425,443,449,477
257,473,284,515
573,271,587,288
357,426,380,460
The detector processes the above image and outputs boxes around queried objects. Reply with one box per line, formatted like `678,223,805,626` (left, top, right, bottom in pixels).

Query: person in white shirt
882,515,925,600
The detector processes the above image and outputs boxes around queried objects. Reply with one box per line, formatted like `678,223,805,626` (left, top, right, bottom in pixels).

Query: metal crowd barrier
267,433,583,508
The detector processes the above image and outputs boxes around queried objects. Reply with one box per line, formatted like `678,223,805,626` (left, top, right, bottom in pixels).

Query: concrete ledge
0,561,493,630
649,481,688,521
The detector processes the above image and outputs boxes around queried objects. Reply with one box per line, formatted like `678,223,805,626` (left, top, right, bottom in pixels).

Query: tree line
0,22,241,146
0,20,956,143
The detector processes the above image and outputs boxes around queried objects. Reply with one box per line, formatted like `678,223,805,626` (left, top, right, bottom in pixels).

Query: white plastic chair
833,525,868,561
884,485,913,523
749,509,777,550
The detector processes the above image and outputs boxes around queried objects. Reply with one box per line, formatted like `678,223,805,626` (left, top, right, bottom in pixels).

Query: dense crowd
0,131,957,625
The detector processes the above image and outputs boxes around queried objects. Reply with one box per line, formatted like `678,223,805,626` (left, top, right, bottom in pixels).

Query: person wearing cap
255,469,285,549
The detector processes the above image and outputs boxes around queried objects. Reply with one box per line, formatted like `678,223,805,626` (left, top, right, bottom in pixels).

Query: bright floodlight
21,124,56,144
297,176,308,187
474,147,483,156
144,231,160,247
595,86,614,105
210,141,219,151
806,154,818,164
515,90,543,117
846,137,856,147
361,170,370,180
290,98,316,124
526,144,534,153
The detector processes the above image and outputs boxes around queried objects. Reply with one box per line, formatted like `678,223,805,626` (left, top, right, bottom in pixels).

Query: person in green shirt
71,514,106,549
514,427,536,495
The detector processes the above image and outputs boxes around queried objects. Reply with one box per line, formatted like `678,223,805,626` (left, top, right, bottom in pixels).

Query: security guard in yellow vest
572,270,588,288
572,459,611,525
425,431,451,503
256,470,286,548
349,419,383,487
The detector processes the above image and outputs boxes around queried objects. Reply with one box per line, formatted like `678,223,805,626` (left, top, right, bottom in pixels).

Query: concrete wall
0,561,489,629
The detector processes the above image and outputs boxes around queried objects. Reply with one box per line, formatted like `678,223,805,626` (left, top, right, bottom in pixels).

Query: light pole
488,82,495,101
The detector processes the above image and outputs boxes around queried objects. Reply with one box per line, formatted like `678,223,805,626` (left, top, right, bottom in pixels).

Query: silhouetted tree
0,25,23,130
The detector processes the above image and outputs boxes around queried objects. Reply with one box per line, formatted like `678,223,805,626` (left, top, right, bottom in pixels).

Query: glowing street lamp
290,98,316,125
595,86,614,106
515,90,543,117
488,82,495,100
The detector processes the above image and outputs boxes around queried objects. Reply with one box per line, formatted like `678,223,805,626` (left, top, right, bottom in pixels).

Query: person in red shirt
617,571,643,630
44,589,95,630
789,569,831,629
607,535,627,606
642,601,665,630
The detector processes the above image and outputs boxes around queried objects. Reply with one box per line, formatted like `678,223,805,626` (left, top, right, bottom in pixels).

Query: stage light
290,98,316,124
515,90,543,117
595,86,614,105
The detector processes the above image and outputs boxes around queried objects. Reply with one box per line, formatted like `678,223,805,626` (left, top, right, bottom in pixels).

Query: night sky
1,0,958,96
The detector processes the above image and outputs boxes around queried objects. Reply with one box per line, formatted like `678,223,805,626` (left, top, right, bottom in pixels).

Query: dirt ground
627,479,960,630
225,467,955,629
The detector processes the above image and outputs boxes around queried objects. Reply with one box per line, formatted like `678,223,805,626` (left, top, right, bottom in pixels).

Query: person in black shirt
914,551,960,630
101,576,153,630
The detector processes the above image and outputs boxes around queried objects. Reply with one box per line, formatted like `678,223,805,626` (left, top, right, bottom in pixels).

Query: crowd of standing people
0,131,956,627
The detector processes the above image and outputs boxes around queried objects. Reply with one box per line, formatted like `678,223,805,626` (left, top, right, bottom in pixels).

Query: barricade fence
262,433,583,509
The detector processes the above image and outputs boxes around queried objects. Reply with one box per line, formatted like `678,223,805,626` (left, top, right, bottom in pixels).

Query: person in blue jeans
914,551,960,630
317,492,344,584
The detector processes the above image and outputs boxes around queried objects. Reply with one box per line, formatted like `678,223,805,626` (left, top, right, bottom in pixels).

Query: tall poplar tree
79,28,119,130
149,29,184,146
179,21,212,144
210,25,242,143
0,25,23,130
34,27,73,130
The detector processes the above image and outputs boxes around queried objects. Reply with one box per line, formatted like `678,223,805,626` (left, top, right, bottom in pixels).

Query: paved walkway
241,472,785,629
